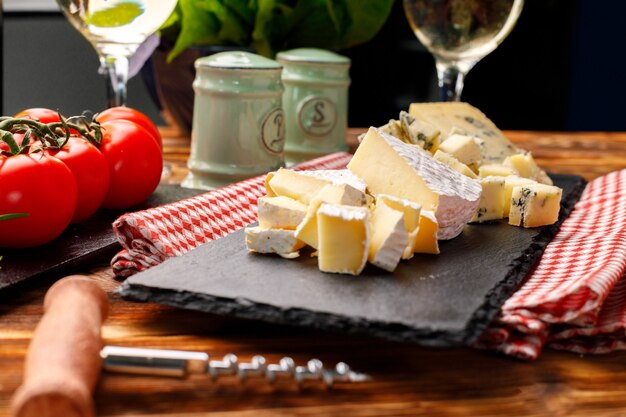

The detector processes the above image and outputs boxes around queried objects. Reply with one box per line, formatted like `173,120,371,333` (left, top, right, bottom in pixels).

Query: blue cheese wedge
317,204,370,275
257,196,307,230
368,201,409,272
348,127,482,240
245,226,306,259
470,177,506,223
399,111,441,153
508,184,562,227
503,176,537,217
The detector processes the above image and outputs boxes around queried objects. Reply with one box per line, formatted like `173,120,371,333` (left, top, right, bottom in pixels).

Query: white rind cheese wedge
408,102,518,163
297,169,368,193
317,204,369,275
245,226,305,259
377,194,421,259
368,202,409,272
348,127,482,240
503,176,537,217
257,196,307,230
470,176,506,223
437,134,482,167
508,184,562,227
413,210,439,254
433,150,478,179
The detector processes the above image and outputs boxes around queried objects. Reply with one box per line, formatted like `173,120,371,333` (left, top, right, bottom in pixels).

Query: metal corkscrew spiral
101,346,371,387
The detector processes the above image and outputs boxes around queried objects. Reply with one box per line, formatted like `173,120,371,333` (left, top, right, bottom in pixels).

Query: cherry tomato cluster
0,107,163,248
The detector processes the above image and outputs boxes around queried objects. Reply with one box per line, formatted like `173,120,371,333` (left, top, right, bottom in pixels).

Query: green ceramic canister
182,51,285,190
276,48,351,164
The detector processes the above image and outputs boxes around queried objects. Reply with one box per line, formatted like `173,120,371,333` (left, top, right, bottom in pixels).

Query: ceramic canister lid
276,48,350,65
195,51,282,70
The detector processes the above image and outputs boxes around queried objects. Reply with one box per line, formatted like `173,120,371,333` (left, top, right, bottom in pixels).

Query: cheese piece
377,194,421,259
437,134,482,167
399,111,440,153
347,127,482,240
368,202,408,272
245,226,305,259
257,196,307,230
380,119,408,142
266,168,330,204
470,176,506,223
317,204,369,275
503,153,552,185
508,184,562,228
503,176,537,217
297,169,368,193
295,183,368,249
408,102,517,163
479,164,518,178
413,210,439,255
433,150,478,179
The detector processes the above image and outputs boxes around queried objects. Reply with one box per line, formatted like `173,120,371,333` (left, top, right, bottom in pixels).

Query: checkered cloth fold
111,154,626,359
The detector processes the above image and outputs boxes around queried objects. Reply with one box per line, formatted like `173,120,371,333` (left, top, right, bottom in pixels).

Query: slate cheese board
118,174,586,347
0,184,205,291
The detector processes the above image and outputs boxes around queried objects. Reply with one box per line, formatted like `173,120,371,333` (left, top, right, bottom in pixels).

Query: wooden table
2,129,626,417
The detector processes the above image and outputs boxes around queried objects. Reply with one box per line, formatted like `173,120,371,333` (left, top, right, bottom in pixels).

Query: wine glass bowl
403,0,524,101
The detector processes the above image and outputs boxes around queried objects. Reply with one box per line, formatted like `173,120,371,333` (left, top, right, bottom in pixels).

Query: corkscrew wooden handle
10,276,109,417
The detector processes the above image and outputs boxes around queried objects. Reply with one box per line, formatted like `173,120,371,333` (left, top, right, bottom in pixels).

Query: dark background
4,0,626,131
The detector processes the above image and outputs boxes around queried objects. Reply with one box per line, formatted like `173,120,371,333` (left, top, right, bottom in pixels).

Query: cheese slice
408,102,518,163
508,184,562,227
413,210,439,254
479,164,518,178
503,176,537,217
317,204,369,275
257,196,307,230
437,134,482,167
368,202,409,272
399,111,440,153
503,153,553,185
347,127,482,240
470,176,506,223
377,194,421,259
433,150,478,179
245,226,305,259
295,183,368,249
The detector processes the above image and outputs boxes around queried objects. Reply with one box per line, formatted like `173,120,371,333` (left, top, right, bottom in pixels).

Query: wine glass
56,0,178,107
403,0,524,101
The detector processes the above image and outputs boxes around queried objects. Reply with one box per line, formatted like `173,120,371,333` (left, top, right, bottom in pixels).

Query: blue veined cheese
503,176,537,217
317,204,370,275
399,111,441,153
470,177,506,223
348,127,482,240
257,196,307,230
245,226,306,259
408,102,518,163
368,201,409,272
508,183,562,228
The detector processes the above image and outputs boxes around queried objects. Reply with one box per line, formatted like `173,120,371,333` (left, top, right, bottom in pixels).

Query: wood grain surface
2,129,626,417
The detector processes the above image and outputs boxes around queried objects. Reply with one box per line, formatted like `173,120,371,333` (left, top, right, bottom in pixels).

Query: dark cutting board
119,174,586,347
0,184,205,290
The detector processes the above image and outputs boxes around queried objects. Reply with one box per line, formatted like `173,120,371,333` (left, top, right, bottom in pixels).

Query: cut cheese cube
317,204,369,275
368,202,408,272
295,183,368,249
413,210,439,255
380,119,408,142
347,127,482,240
503,153,553,185
408,102,517,163
377,194,421,259
470,177,506,223
245,226,305,259
433,150,478,179
438,134,482,167
257,196,307,230
479,164,518,178
503,176,537,217
297,169,368,193
399,111,440,153
508,184,562,228
266,168,330,204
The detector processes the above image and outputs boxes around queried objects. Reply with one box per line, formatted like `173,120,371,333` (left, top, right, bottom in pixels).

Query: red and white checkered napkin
111,152,353,277
475,169,626,359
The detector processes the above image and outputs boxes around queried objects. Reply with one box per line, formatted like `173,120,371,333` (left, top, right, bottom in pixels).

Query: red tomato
96,107,162,149
14,108,64,124
45,137,110,223
99,120,162,209
0,154,78,248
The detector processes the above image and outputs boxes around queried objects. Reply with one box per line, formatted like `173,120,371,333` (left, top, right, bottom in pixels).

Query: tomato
44,137,110,223
96,107,162,149
14,108,64,124
0,154,78,248
99,120,162,209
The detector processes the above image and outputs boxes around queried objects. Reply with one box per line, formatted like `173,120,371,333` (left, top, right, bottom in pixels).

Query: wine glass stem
436,61,468,102
100,55,129,108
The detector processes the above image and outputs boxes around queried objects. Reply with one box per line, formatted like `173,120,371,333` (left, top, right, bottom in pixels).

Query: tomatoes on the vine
99,119,162,209
44,137,109,223
96,107,162,149
14,108,65,124
0,154,78,248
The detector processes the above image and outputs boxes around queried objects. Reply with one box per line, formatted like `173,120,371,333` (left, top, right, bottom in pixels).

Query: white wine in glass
57,0,177,107
403,0,524,101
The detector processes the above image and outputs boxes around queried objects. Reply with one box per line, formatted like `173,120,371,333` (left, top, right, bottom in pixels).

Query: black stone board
0,184,205,291
119,174,586,347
